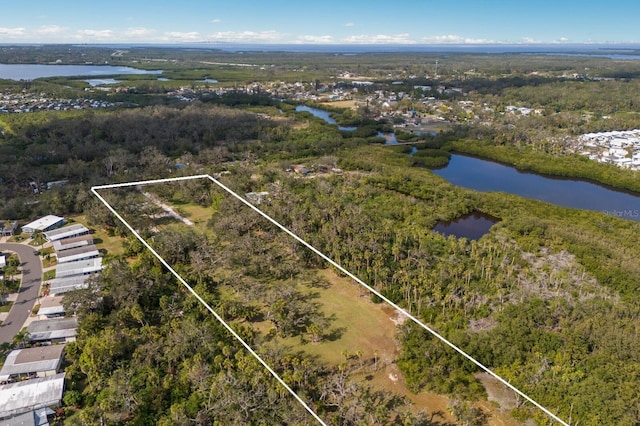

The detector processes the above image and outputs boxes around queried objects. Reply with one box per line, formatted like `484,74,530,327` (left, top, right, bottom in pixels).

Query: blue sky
1,0,639,45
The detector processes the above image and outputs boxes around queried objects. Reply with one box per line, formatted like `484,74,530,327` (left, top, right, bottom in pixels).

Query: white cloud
206,30,284,43
164,31,203,42
344,22,355,27
342,33,415,44
125,27,155,37
520,36,541,44
211,19,222,24
76,29,114,39
553,36,570,43
297,35,334,44
421,34,494,44
36,25,66,35
0,27,26,37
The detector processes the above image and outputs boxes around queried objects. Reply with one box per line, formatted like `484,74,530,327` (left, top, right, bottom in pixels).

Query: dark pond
433,211,500,240
432,154,640,221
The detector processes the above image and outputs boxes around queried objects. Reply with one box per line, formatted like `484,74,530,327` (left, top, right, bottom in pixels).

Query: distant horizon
2,1,640,46
2,42,640,55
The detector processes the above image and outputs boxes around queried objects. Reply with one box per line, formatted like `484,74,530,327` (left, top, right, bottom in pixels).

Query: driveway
0,243,43,344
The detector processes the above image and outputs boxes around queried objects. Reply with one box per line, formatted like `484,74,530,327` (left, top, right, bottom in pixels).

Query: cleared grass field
172,202,213,226
68,214,126,257
295,269,399,365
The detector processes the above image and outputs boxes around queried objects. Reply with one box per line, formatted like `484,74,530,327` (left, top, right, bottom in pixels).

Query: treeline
0,103,361,219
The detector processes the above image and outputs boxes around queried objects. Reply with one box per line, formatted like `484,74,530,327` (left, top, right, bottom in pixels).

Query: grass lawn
38,247,54,256
294,269,399,366
43,270,55,281
0,301,13,313
42,256,57,268
248,269,400,367
68,215,126,257
173,203,213,226
8,234,28,243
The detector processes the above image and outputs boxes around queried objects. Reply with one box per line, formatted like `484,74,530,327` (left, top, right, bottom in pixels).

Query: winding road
0,243,42,344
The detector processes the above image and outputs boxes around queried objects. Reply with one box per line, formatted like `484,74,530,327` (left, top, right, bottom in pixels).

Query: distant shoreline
2,42,640,55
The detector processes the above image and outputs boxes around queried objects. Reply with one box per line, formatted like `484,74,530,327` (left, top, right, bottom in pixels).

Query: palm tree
35,229,48,249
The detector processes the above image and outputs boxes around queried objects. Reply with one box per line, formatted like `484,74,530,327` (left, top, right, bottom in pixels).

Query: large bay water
0,64,162,80
432,154,640,221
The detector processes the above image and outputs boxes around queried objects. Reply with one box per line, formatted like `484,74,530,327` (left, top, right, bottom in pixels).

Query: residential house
0,345,65,383
21,216,65,235
26,318,77,343
48,276,90,295
54,245,99,264
52,234,93,252
0,408,54,426
43,224,89,242
54,258,102,279
0,220,18,237
0,373,65,419
36,296,65,319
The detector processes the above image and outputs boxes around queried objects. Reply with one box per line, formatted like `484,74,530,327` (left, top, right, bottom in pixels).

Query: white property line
92,175,570,426
91,177,328,426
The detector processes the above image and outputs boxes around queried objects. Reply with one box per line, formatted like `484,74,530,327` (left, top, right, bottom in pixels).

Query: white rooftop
22,216,64,233
48,276,89,295
55,258,102,278
43,224,89,242
0,373,65,418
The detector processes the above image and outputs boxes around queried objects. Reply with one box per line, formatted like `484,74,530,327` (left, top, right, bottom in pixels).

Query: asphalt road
0,243,43,344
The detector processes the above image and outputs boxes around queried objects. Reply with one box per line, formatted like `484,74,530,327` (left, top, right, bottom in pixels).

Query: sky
1,0,640,45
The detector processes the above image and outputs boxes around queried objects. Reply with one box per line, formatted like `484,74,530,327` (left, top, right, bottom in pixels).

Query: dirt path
142,192,194,226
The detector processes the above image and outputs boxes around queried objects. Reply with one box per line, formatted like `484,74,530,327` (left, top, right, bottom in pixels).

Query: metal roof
43,224,89,242
0,407,53,426
52,234,93,252
48,276,89,295
36,296,64,311
26,318,77,342
55,245,99,264
0,373,65,419
0,345,65,381
22,216,64,234
36,306,65,317
54,258,102,278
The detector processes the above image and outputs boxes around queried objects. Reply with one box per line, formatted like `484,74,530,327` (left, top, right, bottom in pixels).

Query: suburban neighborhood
0,216,103,424
576,129,640,170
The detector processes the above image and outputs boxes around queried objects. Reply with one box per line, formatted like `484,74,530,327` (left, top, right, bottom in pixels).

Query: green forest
2,46,640,425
